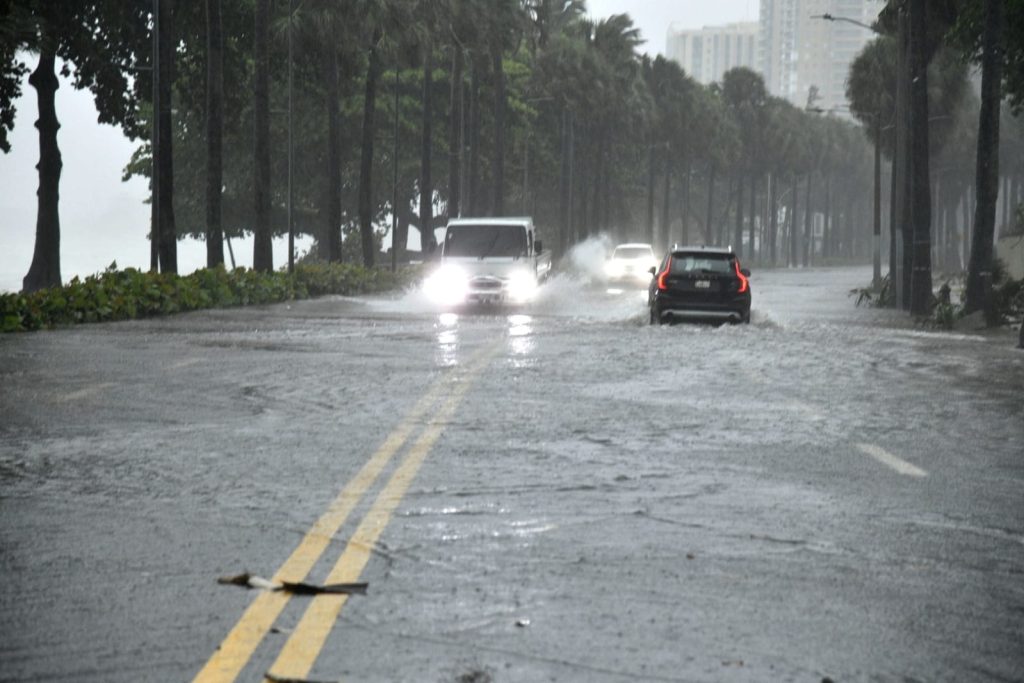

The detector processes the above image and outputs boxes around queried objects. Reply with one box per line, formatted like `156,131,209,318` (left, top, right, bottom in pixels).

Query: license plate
695,280,711,289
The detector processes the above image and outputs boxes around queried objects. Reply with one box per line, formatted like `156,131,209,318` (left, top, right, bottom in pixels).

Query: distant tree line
1,0,1021,334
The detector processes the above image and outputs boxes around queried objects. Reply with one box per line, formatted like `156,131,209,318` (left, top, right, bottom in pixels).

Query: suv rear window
613,246,653,260
669,253,734,275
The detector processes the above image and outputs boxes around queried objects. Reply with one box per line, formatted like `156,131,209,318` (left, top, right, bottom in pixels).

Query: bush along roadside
1,262,421,332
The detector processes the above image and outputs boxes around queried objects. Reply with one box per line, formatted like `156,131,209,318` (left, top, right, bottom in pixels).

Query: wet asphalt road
1,266,1022,683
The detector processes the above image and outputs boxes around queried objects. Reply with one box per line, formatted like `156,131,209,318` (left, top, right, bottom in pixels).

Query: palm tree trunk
680,159,691,247
205,0,224,268
803,173,813,267
448,46,463,220
156,0,177,273
326,45,343,263
252,0,272,272
735,173,745,258
420,39,435,252
646,147,656,244
357,32,380,266
789,174,798,267
661,159,672,252
468,61,480,216
491,46,506,216
769,173,778,266
964,0,1004,318
558,108,570,253
705,164,715,244
908,0,933,315
22,46,62,293
748,173,757,260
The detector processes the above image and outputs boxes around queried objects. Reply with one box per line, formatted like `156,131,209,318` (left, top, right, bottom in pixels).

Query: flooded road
1,265,1022,682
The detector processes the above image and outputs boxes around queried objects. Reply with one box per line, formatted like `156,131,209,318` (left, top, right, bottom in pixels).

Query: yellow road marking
856,443,928,478
193,345,496,683
264,347,496,681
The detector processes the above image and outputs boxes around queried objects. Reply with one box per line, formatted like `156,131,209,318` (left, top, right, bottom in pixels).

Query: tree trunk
769,173,778,266
491,46,506,217
358,33,380,266
252,0,272,272
908,0,933,315
448,47,463,220
155,0,178,273
558,108,570,254
646,146,656,244
420,39,435,252
680,159,691,247
735,173,745,258
705,165,715,244
661,159,672,252
964,0,1004,319
326,45,342,263
205,0,224,268
22,47,62,293
789,174,798,267
467,61,481,216
748,173,757,260
803,173,813,267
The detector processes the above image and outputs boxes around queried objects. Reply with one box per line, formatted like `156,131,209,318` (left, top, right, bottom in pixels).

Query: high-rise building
759,0,884,112
666,22,760,86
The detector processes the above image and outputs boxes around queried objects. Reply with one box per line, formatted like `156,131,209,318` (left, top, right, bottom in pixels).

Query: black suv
648,246,751,324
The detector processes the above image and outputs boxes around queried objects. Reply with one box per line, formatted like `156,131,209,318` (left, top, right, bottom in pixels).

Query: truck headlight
424,265,469,305
605,261,624,277
507,270,538,302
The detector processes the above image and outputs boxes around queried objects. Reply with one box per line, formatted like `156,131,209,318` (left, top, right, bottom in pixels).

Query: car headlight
507,270,538,302
605,261,624,277
424,265,469,305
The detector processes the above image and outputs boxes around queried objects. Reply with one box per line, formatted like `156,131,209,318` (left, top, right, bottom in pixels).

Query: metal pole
391,66,399,273
287,0,294,274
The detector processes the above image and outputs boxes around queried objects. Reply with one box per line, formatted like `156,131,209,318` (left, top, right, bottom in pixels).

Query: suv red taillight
657,258,672,290
734,260,749,293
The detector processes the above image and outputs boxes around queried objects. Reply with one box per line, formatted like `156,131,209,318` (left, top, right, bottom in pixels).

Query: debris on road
265,673,341,683
217,572,368,595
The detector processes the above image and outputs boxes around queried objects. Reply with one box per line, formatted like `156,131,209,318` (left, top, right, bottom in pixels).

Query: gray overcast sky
585,0,760,56
0,1,760,292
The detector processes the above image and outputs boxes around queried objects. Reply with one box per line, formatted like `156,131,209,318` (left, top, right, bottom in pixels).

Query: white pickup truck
424,217,553,306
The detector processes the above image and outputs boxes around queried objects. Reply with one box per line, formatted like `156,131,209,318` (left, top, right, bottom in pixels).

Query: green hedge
1,262,420,332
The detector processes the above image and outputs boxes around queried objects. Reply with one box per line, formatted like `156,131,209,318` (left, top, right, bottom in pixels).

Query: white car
604,243,658,284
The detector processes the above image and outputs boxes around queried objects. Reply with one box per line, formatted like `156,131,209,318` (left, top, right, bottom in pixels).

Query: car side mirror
535,240,542,254
741,268,751,277
648,266,656,275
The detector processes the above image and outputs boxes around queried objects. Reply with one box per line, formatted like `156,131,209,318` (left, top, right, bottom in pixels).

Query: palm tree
252,0,272,272
205,0,225,268
965,0,1005,317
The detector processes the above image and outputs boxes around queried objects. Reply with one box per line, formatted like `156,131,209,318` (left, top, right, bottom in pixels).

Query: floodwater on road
1,264,1022,682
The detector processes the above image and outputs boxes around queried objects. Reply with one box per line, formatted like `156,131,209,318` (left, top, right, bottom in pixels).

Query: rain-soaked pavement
1,263,1022,682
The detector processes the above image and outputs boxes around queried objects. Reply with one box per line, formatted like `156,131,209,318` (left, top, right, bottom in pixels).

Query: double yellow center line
193,343,498,683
